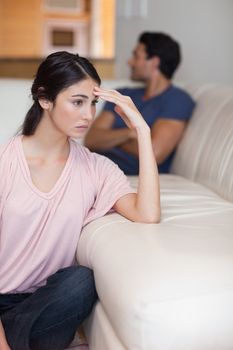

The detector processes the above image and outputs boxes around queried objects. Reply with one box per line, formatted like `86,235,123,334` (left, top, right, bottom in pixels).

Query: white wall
115,0,233,84
0,79,32,144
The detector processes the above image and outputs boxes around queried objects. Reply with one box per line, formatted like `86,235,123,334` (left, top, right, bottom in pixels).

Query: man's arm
84,110,136,151
0,320,11,350
119,118,186,164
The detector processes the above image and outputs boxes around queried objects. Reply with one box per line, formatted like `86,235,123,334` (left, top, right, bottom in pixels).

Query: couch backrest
171,84,233,202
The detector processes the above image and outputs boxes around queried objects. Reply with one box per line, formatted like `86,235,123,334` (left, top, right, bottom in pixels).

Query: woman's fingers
94,86,121,95
94,86,129,103
94,86,146,129
94,88,134,111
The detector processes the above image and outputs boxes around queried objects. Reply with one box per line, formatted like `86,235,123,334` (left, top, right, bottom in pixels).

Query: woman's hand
93,87,148,131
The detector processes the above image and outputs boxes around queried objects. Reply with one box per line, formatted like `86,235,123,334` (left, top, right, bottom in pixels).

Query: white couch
77,82,233,349
1,79,233,350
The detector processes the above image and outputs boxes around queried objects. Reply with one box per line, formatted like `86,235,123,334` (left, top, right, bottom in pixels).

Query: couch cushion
77,175,233,350
172,84,233,202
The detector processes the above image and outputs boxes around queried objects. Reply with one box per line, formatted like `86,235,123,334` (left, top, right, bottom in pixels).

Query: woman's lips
75,125,88,129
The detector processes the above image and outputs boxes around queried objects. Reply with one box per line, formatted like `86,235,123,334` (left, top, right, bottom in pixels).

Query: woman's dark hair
139,32,181,79
21,51,101,135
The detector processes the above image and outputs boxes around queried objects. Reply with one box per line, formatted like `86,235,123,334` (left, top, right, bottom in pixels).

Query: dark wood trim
0,57,115,79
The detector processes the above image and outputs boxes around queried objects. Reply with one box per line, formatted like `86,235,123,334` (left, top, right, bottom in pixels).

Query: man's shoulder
160,85,195,110
167,85,194,102
157,85,196,121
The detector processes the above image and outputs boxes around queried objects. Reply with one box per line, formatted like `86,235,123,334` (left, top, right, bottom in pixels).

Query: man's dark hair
139,32,181,79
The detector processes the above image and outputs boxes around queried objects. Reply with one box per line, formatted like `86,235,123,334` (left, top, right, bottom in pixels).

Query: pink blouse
0,136,133,293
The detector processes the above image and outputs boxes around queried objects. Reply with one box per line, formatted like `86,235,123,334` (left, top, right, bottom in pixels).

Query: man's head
128,32,181,82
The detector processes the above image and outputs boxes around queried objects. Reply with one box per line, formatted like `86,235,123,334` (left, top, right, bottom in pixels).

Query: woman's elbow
134,210,161,224
144,214,160,224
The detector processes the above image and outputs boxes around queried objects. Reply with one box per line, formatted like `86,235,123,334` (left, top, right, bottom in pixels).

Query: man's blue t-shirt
99,85,195,174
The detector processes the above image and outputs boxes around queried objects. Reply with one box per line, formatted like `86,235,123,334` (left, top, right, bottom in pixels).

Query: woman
0,51,160,350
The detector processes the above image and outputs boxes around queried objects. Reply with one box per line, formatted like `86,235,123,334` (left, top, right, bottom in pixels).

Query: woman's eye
73,100,83,106
92,100,99,106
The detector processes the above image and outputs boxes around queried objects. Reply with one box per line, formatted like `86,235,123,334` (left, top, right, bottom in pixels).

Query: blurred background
0,0,233,83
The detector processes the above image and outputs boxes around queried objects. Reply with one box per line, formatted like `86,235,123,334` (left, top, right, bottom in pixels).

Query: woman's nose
83,107,94,121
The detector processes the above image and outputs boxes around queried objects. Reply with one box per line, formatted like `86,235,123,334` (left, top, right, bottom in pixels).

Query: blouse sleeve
0,142,11,222
0,143,8,198
83,153,135,225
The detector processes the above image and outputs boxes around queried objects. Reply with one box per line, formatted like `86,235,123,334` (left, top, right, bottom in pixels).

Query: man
84,32,195,174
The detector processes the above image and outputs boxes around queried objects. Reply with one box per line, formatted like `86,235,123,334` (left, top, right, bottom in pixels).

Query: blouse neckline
15,135,75,199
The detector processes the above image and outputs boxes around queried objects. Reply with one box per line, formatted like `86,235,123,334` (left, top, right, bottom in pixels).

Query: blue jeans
0,266,97,350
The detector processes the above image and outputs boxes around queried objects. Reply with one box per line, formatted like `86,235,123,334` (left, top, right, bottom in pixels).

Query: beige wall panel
0,0,43,57
0,58,115,79
100,0,115,58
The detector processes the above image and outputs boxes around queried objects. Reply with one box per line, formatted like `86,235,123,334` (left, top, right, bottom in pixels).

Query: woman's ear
37,87,52,110
38,98,52,110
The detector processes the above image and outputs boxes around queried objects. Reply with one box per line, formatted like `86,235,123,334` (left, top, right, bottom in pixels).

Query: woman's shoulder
70,139,94,161
0,136,18,159
70,139,119,173
71,139,110,161
0,137,19,182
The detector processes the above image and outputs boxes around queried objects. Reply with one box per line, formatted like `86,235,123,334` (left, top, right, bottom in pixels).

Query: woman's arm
93,87,160,223
0,320,11,350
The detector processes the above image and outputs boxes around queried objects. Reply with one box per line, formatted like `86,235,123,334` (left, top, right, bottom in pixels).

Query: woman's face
45,78,99,138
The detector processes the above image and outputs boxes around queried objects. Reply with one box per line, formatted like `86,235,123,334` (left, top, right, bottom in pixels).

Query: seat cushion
77,175,233,350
